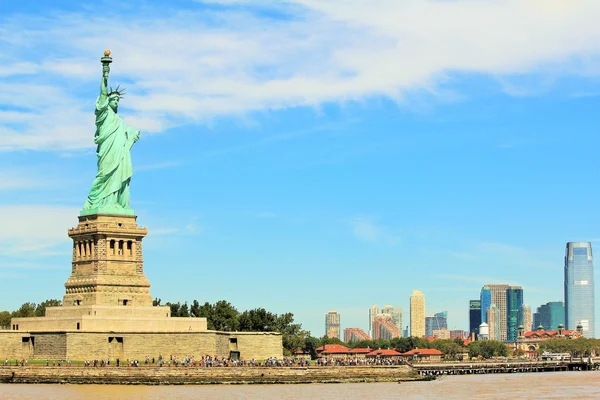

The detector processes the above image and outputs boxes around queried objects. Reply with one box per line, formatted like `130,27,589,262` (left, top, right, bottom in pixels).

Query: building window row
109,239,135,257
74,240,96,258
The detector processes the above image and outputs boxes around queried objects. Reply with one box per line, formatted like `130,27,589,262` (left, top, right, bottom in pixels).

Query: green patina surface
81,53,140,217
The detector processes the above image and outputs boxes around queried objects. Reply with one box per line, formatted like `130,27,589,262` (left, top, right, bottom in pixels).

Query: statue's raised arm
81,50,140,217
99,50,111,104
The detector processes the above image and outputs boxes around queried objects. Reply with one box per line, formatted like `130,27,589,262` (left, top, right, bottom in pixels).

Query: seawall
0,365,423,385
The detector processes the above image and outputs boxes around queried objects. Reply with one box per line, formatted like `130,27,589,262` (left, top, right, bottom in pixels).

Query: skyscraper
534,301,565,330
425,311,448,337
368,305,379,338
480,287,491,324
325,310,341,339
373,315,401,340
565,242,595,338
519,304,532,333
506,286,523,342
487,304,501,341
469,300,482,337
480,284,513,341
410,290,426,337
381,305,403,332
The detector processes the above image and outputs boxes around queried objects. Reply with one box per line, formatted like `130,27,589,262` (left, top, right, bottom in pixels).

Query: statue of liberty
81,50,140,216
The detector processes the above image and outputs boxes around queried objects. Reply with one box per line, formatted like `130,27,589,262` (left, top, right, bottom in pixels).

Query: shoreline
0,365,427,385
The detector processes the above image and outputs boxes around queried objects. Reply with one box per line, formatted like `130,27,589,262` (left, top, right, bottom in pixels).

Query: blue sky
2,0,600,337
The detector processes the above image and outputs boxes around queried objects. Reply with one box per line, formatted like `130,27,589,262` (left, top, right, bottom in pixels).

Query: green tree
318,335,347,347
166,302,181,317
12,302,37,318
0,311,11,328
274,313,308,356
210,300,239,331
153,298,162,306
238,308,277,332
34,299,62,317
468,340,508,359
197,302,215,329
179,302,190,317
303,336,320,359
190,300,201,317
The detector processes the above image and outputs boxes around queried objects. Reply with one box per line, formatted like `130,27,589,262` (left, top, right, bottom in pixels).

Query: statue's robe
83,96,139,211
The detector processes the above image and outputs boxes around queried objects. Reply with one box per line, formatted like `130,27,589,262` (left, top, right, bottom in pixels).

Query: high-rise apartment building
343,327,370,343
410,290,426,337
368,305,379,338
519,304,532,333
373,315,401,340
381,305,403,331
325,310,341,339
487,304,501,341
565,242,595,338
506,286,523,342
533,301,565,330
469,300,482,337
425,311,448,337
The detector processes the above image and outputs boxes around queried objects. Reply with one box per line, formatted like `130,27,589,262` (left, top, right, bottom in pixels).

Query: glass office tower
565,242,595,338
506,286,523,341
480,287,491,324
469,300,482,337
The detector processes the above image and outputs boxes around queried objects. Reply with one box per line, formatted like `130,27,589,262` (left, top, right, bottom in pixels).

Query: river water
1,371,599,399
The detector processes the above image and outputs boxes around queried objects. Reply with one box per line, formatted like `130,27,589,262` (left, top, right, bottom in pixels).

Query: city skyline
2,1,600,338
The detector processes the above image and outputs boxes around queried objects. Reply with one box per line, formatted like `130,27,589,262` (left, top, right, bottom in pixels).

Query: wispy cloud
350,216,401,245
0,205,78,257
1,1,599,151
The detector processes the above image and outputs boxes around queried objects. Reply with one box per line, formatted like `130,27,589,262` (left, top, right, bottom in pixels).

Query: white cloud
1,1,600,151
0,205,78,256
350,216,401,245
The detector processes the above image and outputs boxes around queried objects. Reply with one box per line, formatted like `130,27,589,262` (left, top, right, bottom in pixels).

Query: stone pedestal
64,214,152,307
1,213,283,361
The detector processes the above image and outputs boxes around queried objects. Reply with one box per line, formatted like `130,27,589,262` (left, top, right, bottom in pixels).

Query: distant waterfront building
381,305,403,331
449,329,468,340
368,305,379,338
344,327,370,343
478,322,490,340
519,304,532,333
410,290,426,338
481,284,522,341
432,328,451,339
425,311,448,337
480,287,491,324
469,300,481,338
325,310,341,339
487,304,501,341
506,286,524,342
534,301,565,330
373,315,401,340
565,242,595,338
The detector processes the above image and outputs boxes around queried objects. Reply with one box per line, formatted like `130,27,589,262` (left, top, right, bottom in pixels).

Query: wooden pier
413,361,598,376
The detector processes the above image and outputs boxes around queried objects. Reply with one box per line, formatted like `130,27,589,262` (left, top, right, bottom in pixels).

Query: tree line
0,299,62,328
302,335,509,360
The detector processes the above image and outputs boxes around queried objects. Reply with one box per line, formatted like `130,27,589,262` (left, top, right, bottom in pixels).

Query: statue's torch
101,50,112,76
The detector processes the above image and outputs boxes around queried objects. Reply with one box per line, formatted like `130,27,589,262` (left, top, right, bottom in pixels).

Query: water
1,371,599,399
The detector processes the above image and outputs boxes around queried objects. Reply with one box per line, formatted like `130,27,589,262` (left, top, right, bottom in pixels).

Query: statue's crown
108,85,126,98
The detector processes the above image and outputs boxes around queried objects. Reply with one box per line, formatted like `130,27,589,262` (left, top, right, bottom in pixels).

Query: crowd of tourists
315,357,407,366
3,356,406,368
